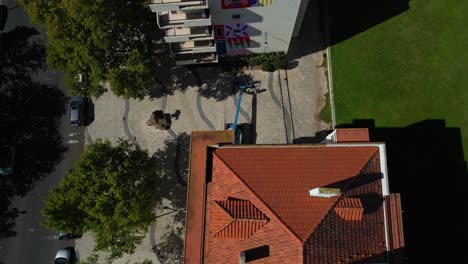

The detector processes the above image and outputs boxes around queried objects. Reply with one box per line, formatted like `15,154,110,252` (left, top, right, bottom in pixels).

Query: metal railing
150,0,206,4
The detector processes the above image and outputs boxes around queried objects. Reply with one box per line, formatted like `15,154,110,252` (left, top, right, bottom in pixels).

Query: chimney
239,251,246,264
309,187,340,198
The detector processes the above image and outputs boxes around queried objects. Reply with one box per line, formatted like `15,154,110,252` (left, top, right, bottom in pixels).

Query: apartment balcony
164,26,213,43
174,53,218,65
149,0,208,13
157,10,211,29
173,40,216,55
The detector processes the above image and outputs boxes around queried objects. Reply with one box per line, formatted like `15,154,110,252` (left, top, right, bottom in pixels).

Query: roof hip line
212,151,304,243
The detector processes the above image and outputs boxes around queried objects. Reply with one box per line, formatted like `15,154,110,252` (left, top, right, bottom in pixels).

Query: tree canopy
19,0,160,99
42,139,159,258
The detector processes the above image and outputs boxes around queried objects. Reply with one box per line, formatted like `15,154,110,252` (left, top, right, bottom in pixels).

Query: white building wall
208,0,305,55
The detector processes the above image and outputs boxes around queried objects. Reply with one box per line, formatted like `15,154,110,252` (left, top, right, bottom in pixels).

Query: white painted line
67,140,79,144
68,133,78,137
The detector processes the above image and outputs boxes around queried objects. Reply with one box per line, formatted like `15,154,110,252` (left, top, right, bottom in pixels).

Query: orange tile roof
204,153,304,263
216,200,268,220
305,151,388,263
214,146,379,241
336,128,370,142
211,200,268,238
334,197,364,221
183,131,234,264
198,145,395,264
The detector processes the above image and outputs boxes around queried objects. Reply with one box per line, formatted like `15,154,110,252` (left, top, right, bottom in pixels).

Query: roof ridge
354,147,380,178
214,200,235,218
212,151,303,243
303,149,381,242
211,201,235,236
219,200,268,220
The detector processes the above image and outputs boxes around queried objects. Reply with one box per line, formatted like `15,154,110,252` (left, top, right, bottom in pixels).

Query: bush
249,52,286,71
272,55,287,69
261,62,276,72
220,52,287,72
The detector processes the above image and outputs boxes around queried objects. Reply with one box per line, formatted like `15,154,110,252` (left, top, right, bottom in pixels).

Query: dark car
0,4,7,31
69,96,86,126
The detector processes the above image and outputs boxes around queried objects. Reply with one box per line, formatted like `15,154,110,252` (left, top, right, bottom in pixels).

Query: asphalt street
0,0,85,263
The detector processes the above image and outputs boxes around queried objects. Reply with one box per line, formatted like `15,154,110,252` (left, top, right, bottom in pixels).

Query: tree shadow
337,119,467,263
154,225,184,264
149,53,257,102
148,38,197,99
0,80,67,239
0,26,46,76
0,26,66,240
151,133,191,263
195,66,255,102
152,133,190,223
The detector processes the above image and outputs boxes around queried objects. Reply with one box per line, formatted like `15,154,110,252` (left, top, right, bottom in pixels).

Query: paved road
0,1,85,263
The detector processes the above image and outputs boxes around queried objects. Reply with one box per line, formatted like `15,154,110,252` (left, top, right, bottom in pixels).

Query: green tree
19,0,160,98
108,48,153,99
43,139,159,259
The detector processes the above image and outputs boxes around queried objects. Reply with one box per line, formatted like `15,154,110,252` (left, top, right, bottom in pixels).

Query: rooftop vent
309,187,341,198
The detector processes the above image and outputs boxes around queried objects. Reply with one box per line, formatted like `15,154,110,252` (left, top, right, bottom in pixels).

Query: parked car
54,247,75,264
69,96,86,127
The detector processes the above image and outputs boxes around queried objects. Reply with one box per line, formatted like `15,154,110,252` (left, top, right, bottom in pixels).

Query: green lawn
331,0,468,158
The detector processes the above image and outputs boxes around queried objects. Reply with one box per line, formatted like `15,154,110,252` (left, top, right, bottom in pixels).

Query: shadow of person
171,110,181,120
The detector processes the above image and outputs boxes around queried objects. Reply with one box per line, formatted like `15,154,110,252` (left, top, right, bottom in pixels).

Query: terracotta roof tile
334,198,364,221
198,145,395,264
304,153,387,263
336,128,370,142
213,219,268,239
214,146,379,241
183,131,234,264
204,154,303,263
210,200,269,239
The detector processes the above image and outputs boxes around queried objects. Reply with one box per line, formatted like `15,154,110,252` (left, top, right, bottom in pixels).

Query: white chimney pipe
309,187,340,198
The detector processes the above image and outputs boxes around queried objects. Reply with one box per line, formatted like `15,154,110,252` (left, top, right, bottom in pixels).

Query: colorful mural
226,37,250,55
221,0,272,9
213,25,225,40
225,24,249,38
257,0,272,6
214,23,251,55
221,0,250,9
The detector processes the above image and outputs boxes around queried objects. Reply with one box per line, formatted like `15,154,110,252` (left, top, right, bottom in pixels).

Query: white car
54,247,75,264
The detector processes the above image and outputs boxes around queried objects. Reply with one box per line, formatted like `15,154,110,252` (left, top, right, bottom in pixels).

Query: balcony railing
174,53,218,65
172,40,216,54
157,11,211,29
164,27,212,43
149,0,208,13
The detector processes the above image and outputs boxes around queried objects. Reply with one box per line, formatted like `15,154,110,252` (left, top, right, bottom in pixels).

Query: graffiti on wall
221,0,250,9
214,23,251,55
221,0,272,9
256,0,273,6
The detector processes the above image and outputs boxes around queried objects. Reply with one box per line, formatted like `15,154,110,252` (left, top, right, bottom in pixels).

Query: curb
324,2,337,129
